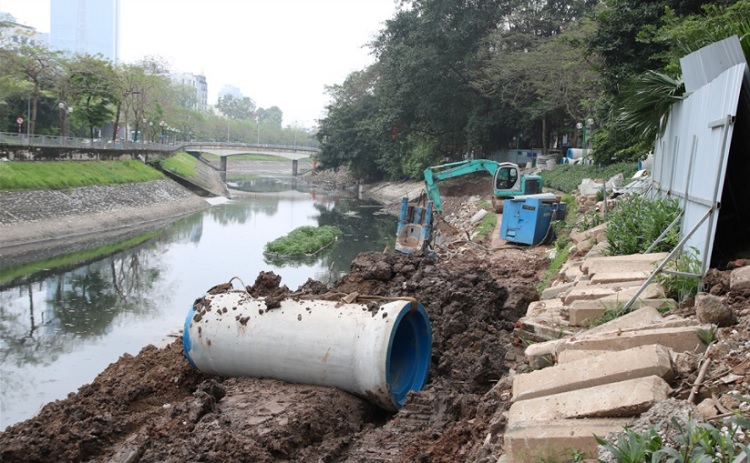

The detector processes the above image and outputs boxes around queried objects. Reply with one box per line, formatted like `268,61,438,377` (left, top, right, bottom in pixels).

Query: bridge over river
0,132,319,172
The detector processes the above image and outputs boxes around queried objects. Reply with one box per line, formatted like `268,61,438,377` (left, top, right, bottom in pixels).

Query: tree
122,58,171,142
317,67,384,179
256,106,283,127
0,44,60,136
472,17,600,155
217,94,256,120
66,54,118,139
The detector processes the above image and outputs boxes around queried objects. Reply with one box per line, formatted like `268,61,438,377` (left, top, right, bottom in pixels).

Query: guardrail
0,132,320,154
0,132,178,151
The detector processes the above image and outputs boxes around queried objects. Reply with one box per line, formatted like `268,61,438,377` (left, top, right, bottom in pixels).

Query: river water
0,179,397,430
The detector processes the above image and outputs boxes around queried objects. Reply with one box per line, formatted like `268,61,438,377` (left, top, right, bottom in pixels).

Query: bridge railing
183,141,319,153
0,132,320,155
0,132,178,151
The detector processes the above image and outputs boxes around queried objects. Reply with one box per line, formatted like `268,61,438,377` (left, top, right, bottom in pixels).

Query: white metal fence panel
652,56,746,274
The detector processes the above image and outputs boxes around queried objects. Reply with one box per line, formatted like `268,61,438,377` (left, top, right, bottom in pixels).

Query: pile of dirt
0,245,547,462
0,171,552,462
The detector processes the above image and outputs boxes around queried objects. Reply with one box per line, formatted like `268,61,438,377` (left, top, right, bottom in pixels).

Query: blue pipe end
182,305,197,369
386,302,432,408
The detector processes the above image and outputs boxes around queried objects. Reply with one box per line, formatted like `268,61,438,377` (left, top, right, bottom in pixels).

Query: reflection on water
0,187,395,430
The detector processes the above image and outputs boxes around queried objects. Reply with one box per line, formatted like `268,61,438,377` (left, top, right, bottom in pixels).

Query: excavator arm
423,159,499,213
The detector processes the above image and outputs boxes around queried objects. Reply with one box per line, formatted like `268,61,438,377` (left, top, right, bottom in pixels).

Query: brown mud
0,174,549,462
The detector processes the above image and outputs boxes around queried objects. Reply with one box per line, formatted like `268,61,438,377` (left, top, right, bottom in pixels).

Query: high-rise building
50,0,120,63
0,13,49,49
172,72,209,110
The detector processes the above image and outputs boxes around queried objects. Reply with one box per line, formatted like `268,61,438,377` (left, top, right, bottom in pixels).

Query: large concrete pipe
183,291,432,411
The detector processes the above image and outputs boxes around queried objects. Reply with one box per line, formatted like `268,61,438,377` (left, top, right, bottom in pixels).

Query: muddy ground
0,174,551,462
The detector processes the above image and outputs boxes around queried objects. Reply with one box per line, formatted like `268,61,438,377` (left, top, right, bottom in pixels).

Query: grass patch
539,162,638,193
264,226,343,257
536,245,569,295
0,160,163,191
158,152,198,178
656,247,702,306
474,200,497,239
536,194,577,294
0,231,159,285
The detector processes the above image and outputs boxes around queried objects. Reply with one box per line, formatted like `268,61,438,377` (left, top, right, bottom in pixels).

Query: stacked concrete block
504,252,710,462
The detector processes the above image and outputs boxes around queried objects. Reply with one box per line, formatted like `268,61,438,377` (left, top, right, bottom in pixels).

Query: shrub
539,162,638,194
656,247,702,305
264,226,343,256
606,194,680,256
598,417,750,463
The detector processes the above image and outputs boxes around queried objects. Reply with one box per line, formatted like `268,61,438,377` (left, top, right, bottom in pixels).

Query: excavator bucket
395,197,433,253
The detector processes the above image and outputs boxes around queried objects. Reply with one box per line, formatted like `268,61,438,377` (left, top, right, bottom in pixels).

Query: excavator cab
494,165,519,192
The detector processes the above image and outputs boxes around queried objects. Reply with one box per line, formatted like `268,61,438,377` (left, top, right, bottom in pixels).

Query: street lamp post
57,103,73,138
159,120,166,144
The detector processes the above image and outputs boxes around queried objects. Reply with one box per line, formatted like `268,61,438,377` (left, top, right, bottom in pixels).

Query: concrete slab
525,299,566,318
582,252,668,275
613,283,666,301
505,419,632,463
508,375,671,422
562,286,617,305
590,271,651,285
523,307,668,368
568,298,677,326
540,282,574,301
515,319,577,344
564,283,664,307
560,263,585,283
524,339,565,370
513,344,673,401
560,326,709,355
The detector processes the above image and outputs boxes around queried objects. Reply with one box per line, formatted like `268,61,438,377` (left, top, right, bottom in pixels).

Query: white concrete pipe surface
183,291,432,411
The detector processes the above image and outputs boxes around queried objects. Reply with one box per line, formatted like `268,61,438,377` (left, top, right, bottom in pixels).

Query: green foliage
606,194,681,256
539,163,638,194
401,134,440,180
696,324,717,345
537,245,569,295
216,94,256,120
0,160,162,190
647,1,750,75
615,70,685,143
537,194,576,294
474,209,497,240
595,417,750,462
264,226,343,257
0,41,312,145
596,427,663,463
590,300,628,327
579,208,604,232
656,247,702,304
158,152,198,178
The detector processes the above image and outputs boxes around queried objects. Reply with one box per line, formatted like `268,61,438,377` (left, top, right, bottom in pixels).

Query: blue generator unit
500,194,567,245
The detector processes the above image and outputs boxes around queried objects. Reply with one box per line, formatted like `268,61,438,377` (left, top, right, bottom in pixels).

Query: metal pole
623,208,712,311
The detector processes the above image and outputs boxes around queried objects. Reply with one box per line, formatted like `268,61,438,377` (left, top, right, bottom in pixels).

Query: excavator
394,159,544,254
423,159,543,214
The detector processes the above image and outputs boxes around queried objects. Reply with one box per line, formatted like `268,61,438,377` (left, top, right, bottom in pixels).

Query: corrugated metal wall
651,36,749,275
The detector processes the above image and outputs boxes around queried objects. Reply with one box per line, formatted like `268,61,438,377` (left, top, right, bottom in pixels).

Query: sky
0,0,399,128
